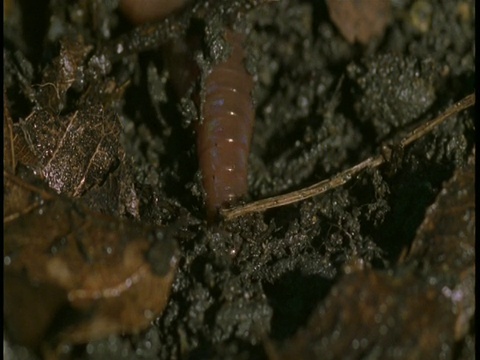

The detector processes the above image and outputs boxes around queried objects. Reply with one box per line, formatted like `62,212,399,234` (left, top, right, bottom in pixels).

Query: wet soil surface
4,0,475,359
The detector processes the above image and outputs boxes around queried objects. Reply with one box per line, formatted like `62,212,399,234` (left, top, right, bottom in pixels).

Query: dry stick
221,92,475,221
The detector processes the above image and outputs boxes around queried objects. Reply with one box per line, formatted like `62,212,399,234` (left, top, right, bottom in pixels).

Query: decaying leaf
4,172,178,349
19,103,122,197
326,0,392,44
36,39,93,113
276,150,475,359
404,148,475,341
4,0,474,358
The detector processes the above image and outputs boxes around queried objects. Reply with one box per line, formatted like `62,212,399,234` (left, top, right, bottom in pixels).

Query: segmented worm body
197,29,255,221
119,1,255,221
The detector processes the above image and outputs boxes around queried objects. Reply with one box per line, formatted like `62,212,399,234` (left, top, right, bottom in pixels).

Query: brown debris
119,0,188,25
326,0,392,44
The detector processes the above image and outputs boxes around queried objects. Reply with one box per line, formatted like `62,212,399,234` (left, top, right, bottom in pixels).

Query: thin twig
400,93,475,147
220,92,475,221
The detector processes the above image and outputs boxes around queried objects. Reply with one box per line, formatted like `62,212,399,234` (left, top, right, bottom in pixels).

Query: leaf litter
3,0,475,359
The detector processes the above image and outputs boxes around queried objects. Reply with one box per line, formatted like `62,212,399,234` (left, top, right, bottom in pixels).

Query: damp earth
4,0,475,359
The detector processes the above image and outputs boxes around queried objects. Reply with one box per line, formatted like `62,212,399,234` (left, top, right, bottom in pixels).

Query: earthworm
197,29,255,221
119,1,256,221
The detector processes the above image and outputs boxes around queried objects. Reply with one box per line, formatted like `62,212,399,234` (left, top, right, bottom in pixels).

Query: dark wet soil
4,0,475,359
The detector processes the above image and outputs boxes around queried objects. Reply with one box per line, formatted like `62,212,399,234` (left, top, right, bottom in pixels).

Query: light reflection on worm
120,0,255,221
197,29,254,221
